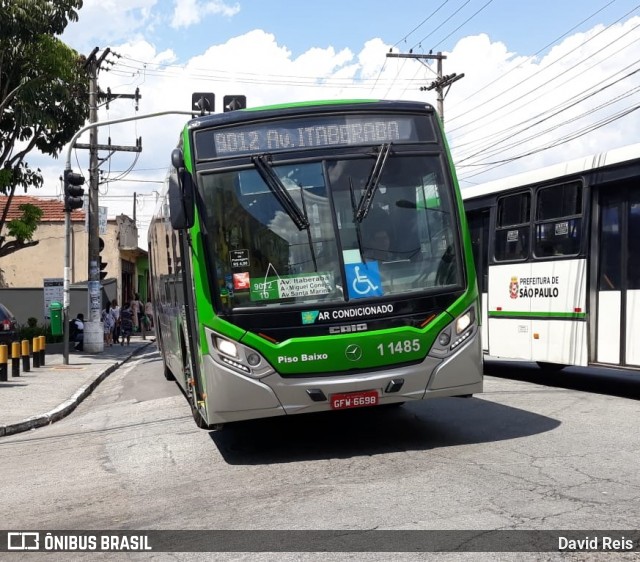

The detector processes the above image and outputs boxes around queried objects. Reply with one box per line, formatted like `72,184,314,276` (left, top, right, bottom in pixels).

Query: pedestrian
144,298,154,330
120,301,133,345
102,300,114,346
141,308,149,340
131,293,141,333
70,313,84,351
111,299,121,344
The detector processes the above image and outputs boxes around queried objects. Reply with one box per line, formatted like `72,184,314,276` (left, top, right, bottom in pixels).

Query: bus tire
189,392,223,430
181,334,212,430
163,364,175,381
191,406,210,429
536,362,566,372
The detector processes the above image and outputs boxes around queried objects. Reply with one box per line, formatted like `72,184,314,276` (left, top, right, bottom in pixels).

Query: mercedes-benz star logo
345,344,362,361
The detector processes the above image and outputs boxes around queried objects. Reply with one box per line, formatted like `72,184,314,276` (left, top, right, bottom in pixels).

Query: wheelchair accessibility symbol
345,262,383,299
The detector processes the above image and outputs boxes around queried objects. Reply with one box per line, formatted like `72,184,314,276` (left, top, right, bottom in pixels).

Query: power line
112,57,422,88
448,0,636,126
430,0,495,52
446,8,640,178
457,102,640,182
383,0,493,100
459,80,640,168
451,26,640,154
391,0,451,49
453,54,640,162
410,0,471,51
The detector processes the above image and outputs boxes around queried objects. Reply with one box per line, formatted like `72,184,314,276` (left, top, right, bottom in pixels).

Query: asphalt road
1,346,639,562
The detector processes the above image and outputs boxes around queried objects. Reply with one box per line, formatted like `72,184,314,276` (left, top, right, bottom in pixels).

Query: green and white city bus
148,99,482,429
463,143,640,372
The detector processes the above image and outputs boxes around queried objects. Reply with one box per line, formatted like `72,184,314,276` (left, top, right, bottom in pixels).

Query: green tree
0,0,89,258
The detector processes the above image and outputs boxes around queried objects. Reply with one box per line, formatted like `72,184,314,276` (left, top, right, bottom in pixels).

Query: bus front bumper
200,329,483,425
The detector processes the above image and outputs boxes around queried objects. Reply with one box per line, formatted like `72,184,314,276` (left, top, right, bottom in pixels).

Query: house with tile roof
0,195,146,306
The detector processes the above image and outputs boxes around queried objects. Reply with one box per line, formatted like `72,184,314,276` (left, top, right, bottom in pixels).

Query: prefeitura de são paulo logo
509,276,519,299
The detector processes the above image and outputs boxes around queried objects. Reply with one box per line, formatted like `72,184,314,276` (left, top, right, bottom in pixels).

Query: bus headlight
208,330,273,379
429,306,477,358
216,337,238,358
455,308,474,334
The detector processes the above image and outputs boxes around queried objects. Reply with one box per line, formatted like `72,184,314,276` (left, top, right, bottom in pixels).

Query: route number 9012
377,339,420,356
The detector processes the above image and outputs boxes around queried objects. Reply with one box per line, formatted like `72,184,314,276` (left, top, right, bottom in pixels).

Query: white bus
463,143,640,371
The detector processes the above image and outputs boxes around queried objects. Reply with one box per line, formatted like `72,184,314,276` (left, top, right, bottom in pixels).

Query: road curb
0,341,154,438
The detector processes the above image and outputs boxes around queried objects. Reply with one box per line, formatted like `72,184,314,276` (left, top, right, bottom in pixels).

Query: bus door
467,209,490,352
488,191,534,361
596,185,640,367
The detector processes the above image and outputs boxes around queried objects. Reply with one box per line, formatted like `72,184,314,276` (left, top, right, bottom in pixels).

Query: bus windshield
198,153,460,310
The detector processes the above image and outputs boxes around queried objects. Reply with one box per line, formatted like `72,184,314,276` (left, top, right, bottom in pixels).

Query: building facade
0,195,147,306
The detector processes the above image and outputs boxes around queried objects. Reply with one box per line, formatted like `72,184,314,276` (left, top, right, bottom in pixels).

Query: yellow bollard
0,344,7,382
21,339,30,372
11,341,20,377
32,337,41,368
39,335,46,366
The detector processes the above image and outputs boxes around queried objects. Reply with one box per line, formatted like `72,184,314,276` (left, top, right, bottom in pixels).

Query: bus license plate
330,390,379,410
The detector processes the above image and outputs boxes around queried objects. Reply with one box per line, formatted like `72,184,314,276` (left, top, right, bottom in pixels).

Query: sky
26,0,640,248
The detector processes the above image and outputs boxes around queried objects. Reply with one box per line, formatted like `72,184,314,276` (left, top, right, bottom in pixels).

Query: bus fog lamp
438,331,451,346
216,337,238,358
247,352,261,366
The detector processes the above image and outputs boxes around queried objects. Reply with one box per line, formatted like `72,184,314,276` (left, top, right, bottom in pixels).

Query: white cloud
441,17,640,185
171,0,240,28
62,0,160,53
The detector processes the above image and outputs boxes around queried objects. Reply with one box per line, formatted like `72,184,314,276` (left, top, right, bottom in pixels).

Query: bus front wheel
163,364,175,381
190,401,223,430
191,404,210,429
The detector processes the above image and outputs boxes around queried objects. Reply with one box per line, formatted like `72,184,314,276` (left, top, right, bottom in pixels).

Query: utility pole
63,109,195,360
73,87,143,152
386,52,464,126
77,47,143,353
85,48,102,353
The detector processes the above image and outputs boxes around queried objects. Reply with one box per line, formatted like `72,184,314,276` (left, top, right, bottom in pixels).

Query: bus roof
461,142,640,200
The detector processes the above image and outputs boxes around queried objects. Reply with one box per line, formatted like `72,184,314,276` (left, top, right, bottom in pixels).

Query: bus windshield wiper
349,177,366,264
252,154,309,230
354,143,391,223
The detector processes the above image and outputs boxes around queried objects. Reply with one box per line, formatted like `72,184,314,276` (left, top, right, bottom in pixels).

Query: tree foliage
0,0,89,258
0,203,43,258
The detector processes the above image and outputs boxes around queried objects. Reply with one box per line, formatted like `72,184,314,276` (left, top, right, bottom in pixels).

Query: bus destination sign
196,114,433,158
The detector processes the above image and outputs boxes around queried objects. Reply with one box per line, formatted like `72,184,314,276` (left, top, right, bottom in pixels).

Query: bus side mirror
171,148,184,169
168,166,195,230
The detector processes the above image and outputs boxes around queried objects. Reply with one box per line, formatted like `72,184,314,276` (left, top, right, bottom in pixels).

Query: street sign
99,206,107,235
85,204,108,235
43,278,64,319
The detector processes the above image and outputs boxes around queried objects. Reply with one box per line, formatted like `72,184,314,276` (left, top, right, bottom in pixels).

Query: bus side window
467,210,490,292
599,204,621,290
534,182,582,258
628,200,640,290
495,192,530,262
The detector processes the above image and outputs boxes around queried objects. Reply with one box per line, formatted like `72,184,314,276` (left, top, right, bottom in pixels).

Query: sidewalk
0,335,155,437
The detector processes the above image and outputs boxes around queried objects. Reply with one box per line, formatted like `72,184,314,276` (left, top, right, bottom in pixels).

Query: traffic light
223,95,247,112
98,237,107,280
191,92,215,116
64,169,85,212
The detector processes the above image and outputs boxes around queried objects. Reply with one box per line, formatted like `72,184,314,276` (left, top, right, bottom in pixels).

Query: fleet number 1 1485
377,339,420,356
